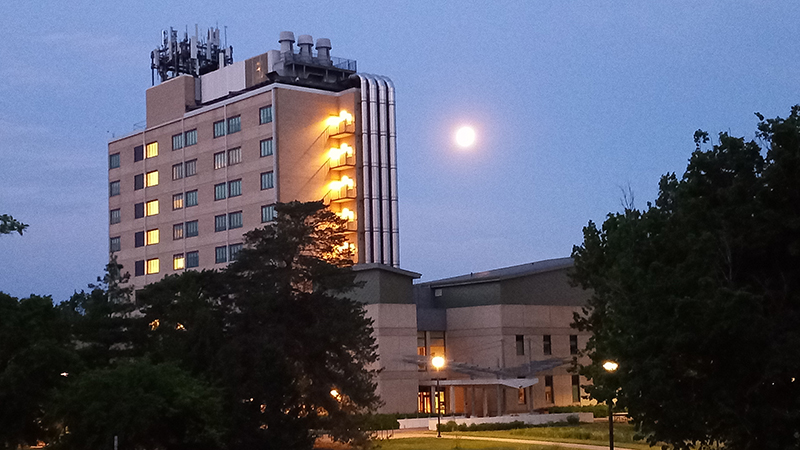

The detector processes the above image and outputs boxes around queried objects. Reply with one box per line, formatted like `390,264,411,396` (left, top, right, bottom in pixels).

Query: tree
0,214,27,235
136,201,380,449
571,107,800,449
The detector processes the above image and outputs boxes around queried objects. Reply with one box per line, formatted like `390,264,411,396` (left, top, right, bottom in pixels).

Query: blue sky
2,1,799,301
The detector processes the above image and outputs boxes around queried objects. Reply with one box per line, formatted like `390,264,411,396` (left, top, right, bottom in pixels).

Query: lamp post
602,360,619,450
431,355,446,438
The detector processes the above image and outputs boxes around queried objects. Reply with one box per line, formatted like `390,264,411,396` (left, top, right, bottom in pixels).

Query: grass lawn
441,423,656,450
373,437,564,450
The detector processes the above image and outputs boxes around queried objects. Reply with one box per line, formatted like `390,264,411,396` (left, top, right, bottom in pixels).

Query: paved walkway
391,430,634,450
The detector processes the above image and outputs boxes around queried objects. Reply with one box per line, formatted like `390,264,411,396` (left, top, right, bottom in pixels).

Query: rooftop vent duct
278,31,295,53
298,34,313,61
316,38,332,65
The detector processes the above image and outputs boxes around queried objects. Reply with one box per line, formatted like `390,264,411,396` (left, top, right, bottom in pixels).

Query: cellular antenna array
150,26,233,84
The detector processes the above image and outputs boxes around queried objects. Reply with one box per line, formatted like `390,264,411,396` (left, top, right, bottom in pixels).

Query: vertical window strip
260,139,273,157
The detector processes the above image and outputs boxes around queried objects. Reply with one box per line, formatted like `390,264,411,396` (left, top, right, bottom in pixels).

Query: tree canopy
571,107,800,449
0,214,27,235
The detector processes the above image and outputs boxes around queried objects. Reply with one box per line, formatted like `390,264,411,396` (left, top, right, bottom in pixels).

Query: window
261,204,276,223
213,120,226,138
185,190,198,207
134,203,144,219
146,229,159,245
214,151,226,169
145,200,159,216
110,236,120,252
134,145,144,162
543,335,552,356
185,159,197,177
134,174,144,191
110,209,121,224
185,220,198,237
229,211,243,229
173,254,185,270
109,153,120,169
516,335,525,356
172,163,184,180
429,331,445,359
228,147,241,165
173,223,184,240
172,133,184,150
227,116,241,134
145,142,158,158
135,231,145,248
215,214,227,232
544,375,554,403
570,335,579,355
186,251,199,268
215,246,227,263
229,243,243,261
572,375,581,403
185,129,197,146
214,183,227,200
518,387,527,405
260,138,274,157
145,170,158,187
261,171,274,190
135,260,145,276
259,105,273,124
417,331,427,371
229,179,242,197
109,180,120,197
173,193,183,210
146,258,159,274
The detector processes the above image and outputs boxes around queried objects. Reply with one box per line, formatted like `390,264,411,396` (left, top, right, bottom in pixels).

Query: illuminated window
135,231,144,248
109,153,120,169
186,251,199,268
214,183,226,200
429,331,445,359
261,204,276,223
146,142,158,158
110,236,120,252
185,159,197,176
215,214,227,232
213,120,226,138
146,229,159,245
146,258,159,274
228,147,241,165
134,174,144,190
229,243,243,261
134,145,144,162
134,260,144,276
186,190,198,207
417,331,427,371
261,171,274,190
259,106,273,124
544,375,554,403
185,220,198,237
214,151,226,169
173,193,183,210
570,335,579,355
572,375,581,403
516,335,525,356
227,116,241,134
172,163,183,180
145,200,159,216
173,254,185,270
215,246,227,264
173,223,184,240
110,209,121,224
518,387,527,405
109,180,120,197
229,211,243,229
134,203,144,219
172,133,184,150
146,170,158,187
185,129,197,146
260,138,274,157
229,179,242,197
543,335,552,356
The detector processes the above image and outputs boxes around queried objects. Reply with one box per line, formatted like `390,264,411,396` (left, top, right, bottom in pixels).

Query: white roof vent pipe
298,34,313,60
279,31,295,53
316,38,332,65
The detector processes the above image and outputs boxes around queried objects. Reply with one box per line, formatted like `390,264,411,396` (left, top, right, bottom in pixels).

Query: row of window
111,105,273,171
132,242,244,277
514,334,579,356
110,201,276,227
111,163,274,199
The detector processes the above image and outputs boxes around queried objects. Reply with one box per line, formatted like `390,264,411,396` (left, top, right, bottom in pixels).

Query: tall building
108,28,399,283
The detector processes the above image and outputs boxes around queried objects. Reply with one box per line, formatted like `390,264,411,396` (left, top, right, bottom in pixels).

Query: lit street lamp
603,360,619,450
431,355,446,438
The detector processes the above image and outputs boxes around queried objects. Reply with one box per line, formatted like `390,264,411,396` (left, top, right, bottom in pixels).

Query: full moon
455,126,476,147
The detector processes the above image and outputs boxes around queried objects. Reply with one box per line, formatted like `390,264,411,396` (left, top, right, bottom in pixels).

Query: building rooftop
419,257,574,288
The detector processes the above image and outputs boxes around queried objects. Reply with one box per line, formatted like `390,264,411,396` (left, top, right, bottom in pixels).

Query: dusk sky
2,1,799,301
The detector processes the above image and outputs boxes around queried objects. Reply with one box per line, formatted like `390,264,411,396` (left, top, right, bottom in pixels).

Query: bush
360,414,400,430
566,415,581,425
548,405,609,418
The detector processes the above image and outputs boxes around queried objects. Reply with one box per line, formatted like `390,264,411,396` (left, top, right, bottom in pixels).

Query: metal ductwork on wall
352,73,400,267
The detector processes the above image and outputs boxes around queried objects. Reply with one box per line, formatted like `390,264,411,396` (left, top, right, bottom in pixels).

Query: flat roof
418,257,573,288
